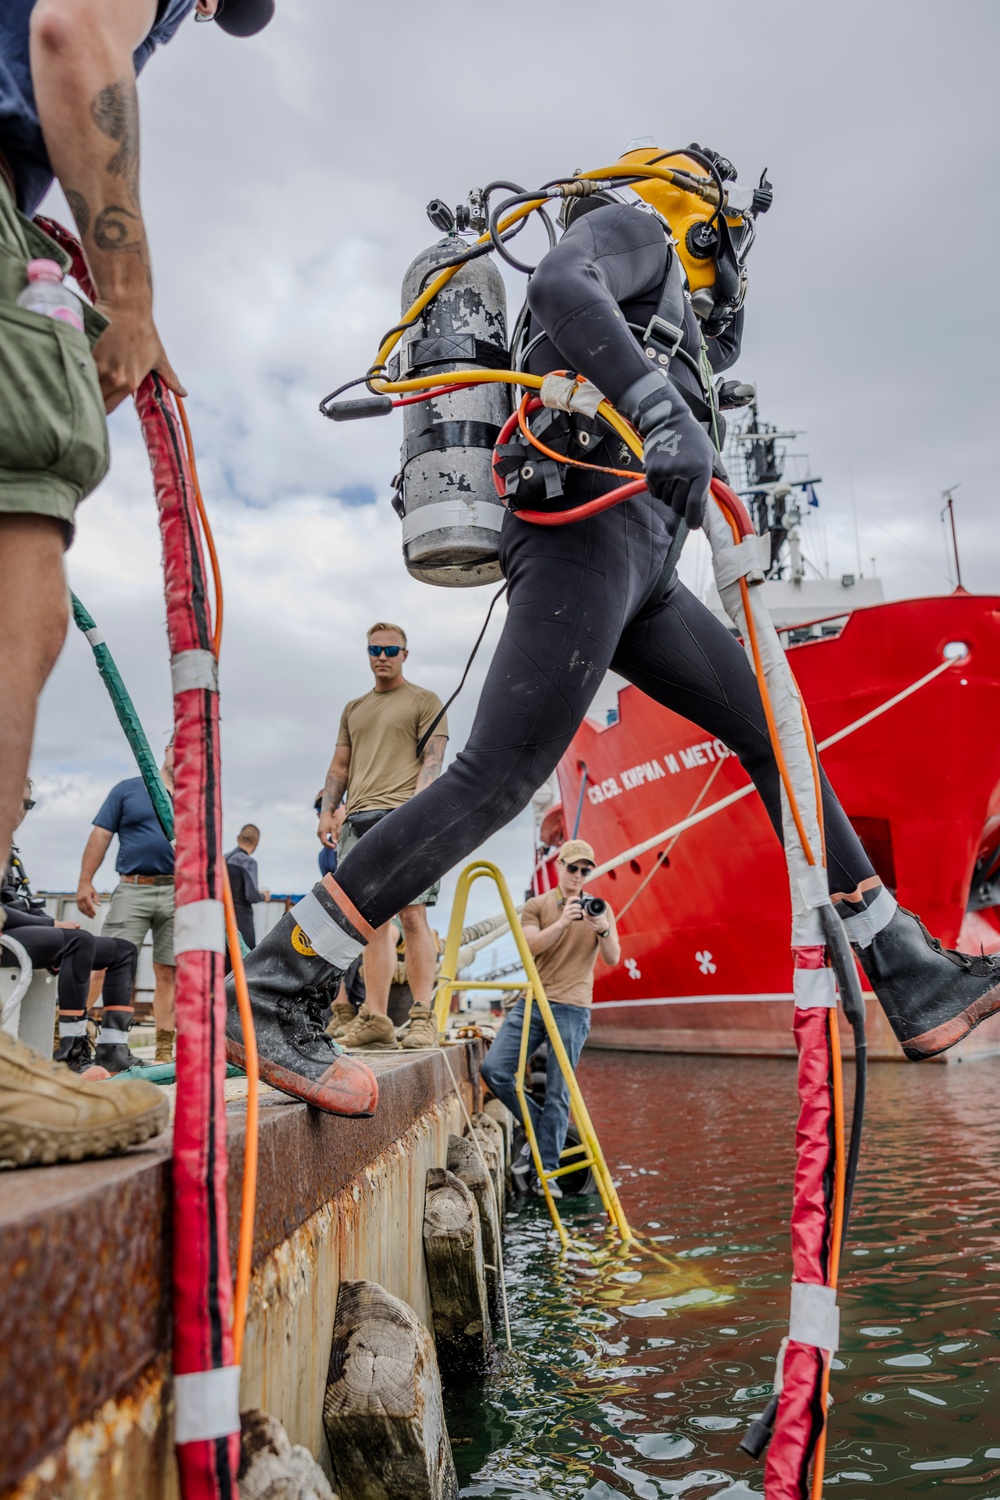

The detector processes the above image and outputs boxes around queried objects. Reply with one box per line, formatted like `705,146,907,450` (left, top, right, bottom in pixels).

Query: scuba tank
392,237,512,587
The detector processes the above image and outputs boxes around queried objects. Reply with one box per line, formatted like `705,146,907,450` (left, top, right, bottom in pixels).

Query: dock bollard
323,1279,459,1500
422,1168,494,1373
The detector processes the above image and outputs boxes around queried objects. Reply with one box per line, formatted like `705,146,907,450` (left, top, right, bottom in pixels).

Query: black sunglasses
368,644,403,658
22,798,36,812
563,861,594,875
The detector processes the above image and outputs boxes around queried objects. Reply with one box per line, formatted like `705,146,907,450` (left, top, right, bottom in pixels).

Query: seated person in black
3,785,139,1074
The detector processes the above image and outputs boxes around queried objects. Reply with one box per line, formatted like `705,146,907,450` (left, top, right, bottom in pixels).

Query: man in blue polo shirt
76,745,177,1063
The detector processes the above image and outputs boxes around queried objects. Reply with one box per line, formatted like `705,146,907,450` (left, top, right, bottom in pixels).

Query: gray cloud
23,0,1000,923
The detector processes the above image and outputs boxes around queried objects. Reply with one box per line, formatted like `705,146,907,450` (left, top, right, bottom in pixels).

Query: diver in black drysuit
229,197,1000,1114
334,200,879,911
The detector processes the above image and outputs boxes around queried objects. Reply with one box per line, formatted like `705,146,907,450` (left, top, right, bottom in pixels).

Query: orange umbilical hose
222,861,259,1365
516,391,640,479
176,394,259,1366
712,484,820,866
177,397,223,657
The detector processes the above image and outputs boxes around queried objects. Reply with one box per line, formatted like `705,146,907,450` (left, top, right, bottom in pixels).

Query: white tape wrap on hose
171,649,219,696
84,625,104,648
711,534,770,590
538,374,605,417
789,1281,840,1352
174,1365,241,1444
174,898,226,956
793,966,838,1009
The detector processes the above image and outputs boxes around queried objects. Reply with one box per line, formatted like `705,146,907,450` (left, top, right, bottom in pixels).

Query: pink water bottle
16,259,85,333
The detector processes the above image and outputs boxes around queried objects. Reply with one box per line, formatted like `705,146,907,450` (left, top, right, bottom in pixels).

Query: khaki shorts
338,815,440,908
103,881,176,967
0,177,109,528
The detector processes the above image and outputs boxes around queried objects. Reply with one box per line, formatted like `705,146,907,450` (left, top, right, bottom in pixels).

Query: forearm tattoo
71,78,148,269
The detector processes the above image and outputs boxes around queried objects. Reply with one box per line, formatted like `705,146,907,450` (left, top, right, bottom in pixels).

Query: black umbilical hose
819,901,868,1229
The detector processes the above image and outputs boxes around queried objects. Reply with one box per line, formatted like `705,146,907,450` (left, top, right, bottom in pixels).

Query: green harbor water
445,1050,1000,1497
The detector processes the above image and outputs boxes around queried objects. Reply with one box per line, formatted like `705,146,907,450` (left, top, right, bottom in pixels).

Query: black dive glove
618,372,716,529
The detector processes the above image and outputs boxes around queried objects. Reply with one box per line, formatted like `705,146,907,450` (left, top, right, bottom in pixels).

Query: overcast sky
23,0,1000,924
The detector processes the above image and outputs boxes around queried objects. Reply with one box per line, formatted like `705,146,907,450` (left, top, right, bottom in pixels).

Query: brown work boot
0,1030,168,1167
326,1000,356,1039
400,1003,440,1050
340,1005,399,1051
155,1029,175,1065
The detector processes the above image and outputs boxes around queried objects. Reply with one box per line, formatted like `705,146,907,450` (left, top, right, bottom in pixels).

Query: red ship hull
548,592,1000,1061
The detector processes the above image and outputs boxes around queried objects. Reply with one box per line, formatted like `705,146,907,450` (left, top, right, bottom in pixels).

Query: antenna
940,485,963,590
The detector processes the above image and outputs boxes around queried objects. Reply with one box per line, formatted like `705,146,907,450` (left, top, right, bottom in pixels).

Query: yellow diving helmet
614,139,771,335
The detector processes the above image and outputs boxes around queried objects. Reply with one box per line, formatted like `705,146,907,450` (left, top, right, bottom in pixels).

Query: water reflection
446,1052,1000,1496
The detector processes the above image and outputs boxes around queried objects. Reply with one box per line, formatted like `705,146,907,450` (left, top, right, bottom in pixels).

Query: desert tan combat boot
400,1003,440,1050
326,999,356,1039
0,1030,169,1167
339,1004,399,1051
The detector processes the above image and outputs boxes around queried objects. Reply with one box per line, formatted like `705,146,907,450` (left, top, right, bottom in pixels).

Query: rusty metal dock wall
0,1043,482,1499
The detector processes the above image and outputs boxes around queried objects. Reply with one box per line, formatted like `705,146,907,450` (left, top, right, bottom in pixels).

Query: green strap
72,592,252,961
71,593,175,841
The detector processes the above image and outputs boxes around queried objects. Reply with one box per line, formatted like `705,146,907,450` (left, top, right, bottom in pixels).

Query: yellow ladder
434,860,632,1249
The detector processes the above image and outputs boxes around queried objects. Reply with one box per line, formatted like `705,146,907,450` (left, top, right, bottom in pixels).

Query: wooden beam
323,1279,459,1500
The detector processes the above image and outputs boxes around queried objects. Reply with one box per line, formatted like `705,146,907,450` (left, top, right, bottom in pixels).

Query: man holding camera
481,838,620,1197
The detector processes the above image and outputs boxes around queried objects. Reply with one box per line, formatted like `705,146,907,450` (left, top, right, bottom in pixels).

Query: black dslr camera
578,894,606,919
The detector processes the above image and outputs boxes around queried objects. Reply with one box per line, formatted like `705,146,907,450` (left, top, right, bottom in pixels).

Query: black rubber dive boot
225,878,378,1117
856,906,1000,1059
94,1007,144,1074
53,1034,94,1073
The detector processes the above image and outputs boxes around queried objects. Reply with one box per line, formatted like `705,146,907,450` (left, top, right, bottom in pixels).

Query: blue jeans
481,998,591,1173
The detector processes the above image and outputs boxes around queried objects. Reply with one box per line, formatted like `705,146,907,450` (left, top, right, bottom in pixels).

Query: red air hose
40,220,240,1499
492,404,648,522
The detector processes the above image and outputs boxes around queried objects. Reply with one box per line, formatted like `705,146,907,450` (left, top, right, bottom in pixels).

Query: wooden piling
445,1134,500,1313
422,1168,493,1372
481,1098,514,1182
467,1114,505,1225
323,1279,459,1500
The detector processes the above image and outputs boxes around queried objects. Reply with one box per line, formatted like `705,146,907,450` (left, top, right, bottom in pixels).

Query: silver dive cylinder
393,236,513,587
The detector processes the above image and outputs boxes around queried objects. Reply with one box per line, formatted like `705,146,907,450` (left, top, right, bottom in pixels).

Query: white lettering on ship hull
587,740,731,804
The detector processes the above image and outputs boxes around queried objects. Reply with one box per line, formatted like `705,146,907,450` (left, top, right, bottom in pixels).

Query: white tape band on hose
797,867,829,911
712,535,770,591
839,887,898,949
174,898,226,956
789,1281,840,1352
171,649,219,696
174,1365,241,1444
401,500,503,546
84,625,104,648
538,373,605,418
793,966,838,1009
291,890,366,969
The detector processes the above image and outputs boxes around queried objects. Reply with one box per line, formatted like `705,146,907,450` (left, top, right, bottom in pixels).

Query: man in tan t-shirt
481,838,620,1196
317,623,448,1050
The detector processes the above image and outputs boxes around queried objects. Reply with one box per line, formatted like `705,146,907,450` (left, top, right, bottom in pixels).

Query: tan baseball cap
559,839,596,867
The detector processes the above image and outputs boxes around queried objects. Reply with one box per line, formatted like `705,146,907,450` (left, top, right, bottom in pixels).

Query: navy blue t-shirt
94,777,175,877
0,0,196,214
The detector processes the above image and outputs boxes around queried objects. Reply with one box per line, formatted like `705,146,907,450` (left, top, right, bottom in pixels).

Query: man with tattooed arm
0,0,274,1166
